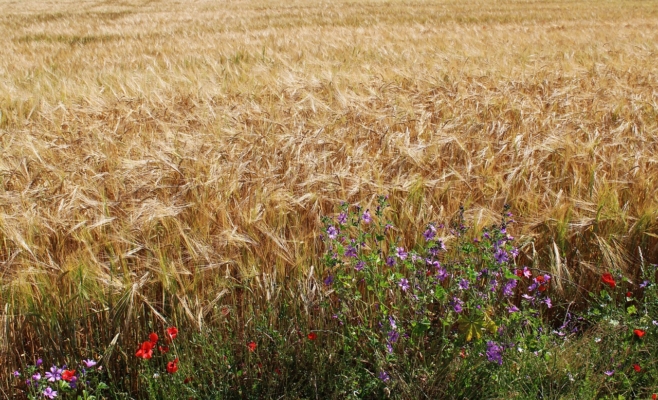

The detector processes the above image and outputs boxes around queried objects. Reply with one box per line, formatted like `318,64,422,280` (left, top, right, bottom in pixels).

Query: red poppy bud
166,358,179,374
601,273,616,289
626,292,632,297
159,345,170,354
166,326,178,340
633,329,645,338
149,333,158,343
307,332,317,340
247,341,257,352
136,340,154,359
61,370,76,382
632,363,641,372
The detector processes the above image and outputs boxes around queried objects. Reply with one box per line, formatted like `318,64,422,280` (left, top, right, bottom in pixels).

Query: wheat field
1,0,658,378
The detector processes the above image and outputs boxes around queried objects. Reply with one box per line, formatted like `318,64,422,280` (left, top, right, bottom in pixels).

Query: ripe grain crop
1,0,657,383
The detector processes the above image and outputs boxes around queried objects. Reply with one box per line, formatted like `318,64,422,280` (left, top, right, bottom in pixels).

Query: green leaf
434,286,446,301
412,318,431,336
626,305,637,315
466,268,478,282
503,269,521,280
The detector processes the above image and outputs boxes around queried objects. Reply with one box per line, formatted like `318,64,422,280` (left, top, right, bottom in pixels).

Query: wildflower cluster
12,358,106,400
135,326,180,375
587,264,658,380
320,199,557,389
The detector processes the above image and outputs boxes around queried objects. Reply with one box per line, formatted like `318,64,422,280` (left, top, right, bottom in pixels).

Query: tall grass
1,0,658,393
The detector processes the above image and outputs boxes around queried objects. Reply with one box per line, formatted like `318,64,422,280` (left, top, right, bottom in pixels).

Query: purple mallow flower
355,261,365,271
396,247,408,260
494,248,509,264
13,371,20,377
423,225,436,241
386,256,396,267
490,279,499,292
36,358,43,367
362,210,372,223
459,279,469,290
46,366,62,382
32,373,41,381
398,278,410,292
337,212,347,225
639,280,650,288
452,297,464,313
436,267,448,282
82,359,97,368
389,316,397,330
543,297,552,308
486,341,504,365
43,387,57,399
503,279,517,296
326,225,338,240
388,330,400,344
508,305,519,313
604,370,615,376
324,275,334,286
378,371,390,382
345,245,357,258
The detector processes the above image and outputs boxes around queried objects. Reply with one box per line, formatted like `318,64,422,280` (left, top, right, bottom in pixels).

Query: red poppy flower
536,276,545,283
633,329,645,338
632,363,641,372
307,332,317,340
247,341,257,352
166,326,178,340
166,358,179,374
515,269,523,278
61,370,76,382
136,340,154,359
626,292,632,297
601,273,616,289
652,394,656,400
149,332,158,343
159,345,170,354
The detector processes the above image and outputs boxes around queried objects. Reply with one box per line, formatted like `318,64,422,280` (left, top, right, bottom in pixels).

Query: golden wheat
1,0,657,365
